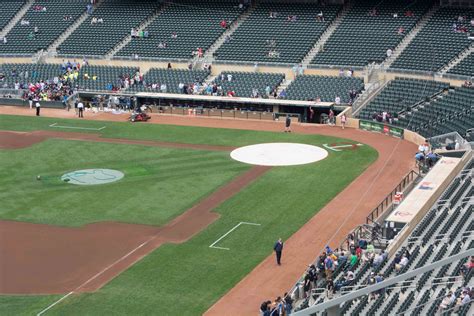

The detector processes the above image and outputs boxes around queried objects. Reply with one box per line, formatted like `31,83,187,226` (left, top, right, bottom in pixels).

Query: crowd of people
371,110,394,124
259,294,294,316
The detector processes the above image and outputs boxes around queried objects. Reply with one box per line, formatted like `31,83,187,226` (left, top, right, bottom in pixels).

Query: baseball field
0,113,378,315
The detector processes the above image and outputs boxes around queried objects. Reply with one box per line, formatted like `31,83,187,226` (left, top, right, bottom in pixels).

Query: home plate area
230,143,328,166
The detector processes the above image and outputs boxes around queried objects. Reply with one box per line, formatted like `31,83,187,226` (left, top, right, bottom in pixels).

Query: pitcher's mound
230,143,328,166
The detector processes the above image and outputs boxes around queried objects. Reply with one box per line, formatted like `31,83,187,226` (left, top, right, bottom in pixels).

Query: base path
0,106,416,314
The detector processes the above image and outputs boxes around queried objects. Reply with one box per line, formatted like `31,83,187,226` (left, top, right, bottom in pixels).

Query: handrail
365,169,419,225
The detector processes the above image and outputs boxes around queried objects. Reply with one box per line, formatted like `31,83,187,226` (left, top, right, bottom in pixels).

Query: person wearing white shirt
399,255,409,267
227,74,232,82
35,101,41,116
335,96,341,105
77,101,84,118
386,48,392,58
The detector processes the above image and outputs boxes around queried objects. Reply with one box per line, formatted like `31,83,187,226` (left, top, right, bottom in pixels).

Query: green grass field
0,115,378,315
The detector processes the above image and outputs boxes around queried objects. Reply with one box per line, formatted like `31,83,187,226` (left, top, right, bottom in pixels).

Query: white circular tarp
230,143,328,166
61,169,124,185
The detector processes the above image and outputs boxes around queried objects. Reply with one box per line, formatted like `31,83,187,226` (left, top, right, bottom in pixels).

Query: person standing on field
274,238,284,265
35,101,41,116
341,113,347,129
77,100,84,118
284,115,291,132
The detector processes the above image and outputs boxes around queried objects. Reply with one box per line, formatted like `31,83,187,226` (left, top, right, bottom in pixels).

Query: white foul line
49,123,106,131
36,238,151,316
209,221,261,250
322,143,363,152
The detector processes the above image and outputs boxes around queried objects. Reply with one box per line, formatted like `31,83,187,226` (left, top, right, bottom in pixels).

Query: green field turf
0,114,378,315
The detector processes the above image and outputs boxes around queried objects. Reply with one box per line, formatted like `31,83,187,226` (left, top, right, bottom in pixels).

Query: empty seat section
284,75,364,103
358,78,448,120
58,0,161,56
312,0,434,67
448,52,474,77
215,2,341,63
128,68,209,94
0,0,25,32
207,72,284,98
0,0,87,54
391,7,474,71
117,1,244,59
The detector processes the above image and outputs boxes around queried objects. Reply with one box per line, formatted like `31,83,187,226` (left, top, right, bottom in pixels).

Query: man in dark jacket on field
274,238,284,265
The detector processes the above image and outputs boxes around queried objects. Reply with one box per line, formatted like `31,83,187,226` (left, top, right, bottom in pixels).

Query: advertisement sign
359,120,404,139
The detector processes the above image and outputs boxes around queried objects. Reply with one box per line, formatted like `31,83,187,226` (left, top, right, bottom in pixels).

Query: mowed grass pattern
0,139,249,226
0,114,378,315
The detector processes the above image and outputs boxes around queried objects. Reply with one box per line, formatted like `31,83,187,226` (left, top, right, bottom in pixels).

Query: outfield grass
0,114,378,315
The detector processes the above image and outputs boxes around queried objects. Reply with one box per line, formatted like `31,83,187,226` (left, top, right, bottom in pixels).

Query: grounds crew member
77,100,84,118
35,101,41,116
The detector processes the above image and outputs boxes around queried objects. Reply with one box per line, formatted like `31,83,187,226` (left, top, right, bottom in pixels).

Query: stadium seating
391,7,474,72
58,0,161,56
358,78,449,120
128,68,209,94
208,71,284,98
296,158,474,315
284,75,364,103
395,86,474,139
215,2,341,63
311,0,434,67
0,0,88,54
75,65,138,91
116,1,244,60
448,53,474,77
0,0,25,32
0,63,64,87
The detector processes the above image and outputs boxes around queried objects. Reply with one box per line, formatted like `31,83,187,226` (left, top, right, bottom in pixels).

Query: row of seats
312,0,434,66
209,71,284,97
391,7,474,71
358,78,449,119
284,75,364,103
0,0,87,54
448,52,474,77
396,86,474,139
58,0,161,56
215,3,341,63
117,1,244,59
0,0,25,32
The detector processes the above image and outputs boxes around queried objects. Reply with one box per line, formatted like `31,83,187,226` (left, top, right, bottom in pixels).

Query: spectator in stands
349,252,358,269
334,96,341,105
87,3,93,14
386,48,393,58
317,11,324,22
269,11,277,18
21,19,30,26
220,19,227,29
28,32,35,40
460,256,474,277
284,293,293,315
259,300,271,316
368,8,377,16
395,255,409,271
398,27,405,35
97,17,103,24
405,10,414,17
91,17,98,25
2,37,6,44
324,254,335,280
326,278,335,298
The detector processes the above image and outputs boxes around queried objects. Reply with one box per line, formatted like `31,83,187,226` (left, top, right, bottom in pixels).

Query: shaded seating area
128,68,210,94
391,7,474,72
448,53,474,77
117,1,244,60
284,75,364,103
358,78,449,120
0,0,87,54
207,72,284,98
58,0,161,56
0,0,25,32
311,0,434,67
215,2,341,63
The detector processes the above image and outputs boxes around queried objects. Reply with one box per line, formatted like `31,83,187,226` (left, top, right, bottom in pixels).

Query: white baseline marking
209,221,261,250
323,143,363,152
36,238,151,315
49,123,106,131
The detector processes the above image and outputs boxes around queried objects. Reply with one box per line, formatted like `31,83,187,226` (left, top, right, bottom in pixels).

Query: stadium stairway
384,3,439,68
46,0,103,55
105,2,170,59
301,1,353,68
0,0,34,39
440,43,474,75
202,4,256,61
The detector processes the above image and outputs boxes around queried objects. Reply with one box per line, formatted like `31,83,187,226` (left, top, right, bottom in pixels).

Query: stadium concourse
1,0,474,315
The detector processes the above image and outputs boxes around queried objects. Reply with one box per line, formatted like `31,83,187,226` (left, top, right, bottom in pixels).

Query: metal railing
366,169,419,225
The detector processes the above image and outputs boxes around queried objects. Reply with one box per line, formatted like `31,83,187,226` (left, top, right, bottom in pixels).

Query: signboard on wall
359,120,404,139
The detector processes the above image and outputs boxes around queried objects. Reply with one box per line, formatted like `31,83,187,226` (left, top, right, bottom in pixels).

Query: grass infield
0,114,377,315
